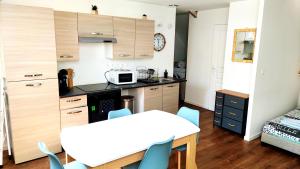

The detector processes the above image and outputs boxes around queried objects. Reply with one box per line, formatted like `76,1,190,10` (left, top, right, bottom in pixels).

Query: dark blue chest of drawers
213,89,249,136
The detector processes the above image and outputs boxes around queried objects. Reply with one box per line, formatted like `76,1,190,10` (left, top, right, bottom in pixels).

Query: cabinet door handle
60,55,73,59
216,96,223,99
24,74,34,78
216,104,222,107
229,112,236,116
150,87,158,90
34,73,43,77
167,85,175,88
140,54,151,57
67,98,82,102
215,112,221,115
91,32,103,36
67,110,82,115
119,54,130,57
26,82,42,87
231,100,238,104
228,123,235,127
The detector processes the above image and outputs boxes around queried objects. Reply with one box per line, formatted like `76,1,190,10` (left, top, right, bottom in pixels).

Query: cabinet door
78,13,113,37
6,79,61,164
54,11,79,61
112,17,135,59
144,86,162,111
0,4,57,82
61,106,88,129
135,19,154,59
163,83,179,114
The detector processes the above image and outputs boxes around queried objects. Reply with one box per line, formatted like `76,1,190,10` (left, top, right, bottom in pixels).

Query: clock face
154,33,166,52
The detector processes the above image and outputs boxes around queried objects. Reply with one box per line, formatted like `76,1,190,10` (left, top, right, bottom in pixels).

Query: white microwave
108,70,137,85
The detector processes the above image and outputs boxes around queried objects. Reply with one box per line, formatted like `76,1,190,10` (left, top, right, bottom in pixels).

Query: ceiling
130,0,233,11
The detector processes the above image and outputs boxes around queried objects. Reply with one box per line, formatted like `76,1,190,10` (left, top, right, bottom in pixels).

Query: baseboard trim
244,132,261,141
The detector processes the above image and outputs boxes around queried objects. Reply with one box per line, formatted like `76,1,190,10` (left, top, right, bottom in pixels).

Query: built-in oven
87,89,121,123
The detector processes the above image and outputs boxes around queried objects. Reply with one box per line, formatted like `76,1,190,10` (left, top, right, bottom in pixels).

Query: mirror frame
232,28,257,63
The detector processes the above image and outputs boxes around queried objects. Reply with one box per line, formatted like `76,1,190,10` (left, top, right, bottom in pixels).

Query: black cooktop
77,83,120,93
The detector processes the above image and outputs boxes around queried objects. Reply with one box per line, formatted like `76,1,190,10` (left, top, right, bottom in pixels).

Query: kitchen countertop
60,77,186,98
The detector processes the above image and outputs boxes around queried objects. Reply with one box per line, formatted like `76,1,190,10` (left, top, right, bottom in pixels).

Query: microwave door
119,73,133,83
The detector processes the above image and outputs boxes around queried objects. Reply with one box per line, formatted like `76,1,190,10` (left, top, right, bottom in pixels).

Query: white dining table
61,110,200,169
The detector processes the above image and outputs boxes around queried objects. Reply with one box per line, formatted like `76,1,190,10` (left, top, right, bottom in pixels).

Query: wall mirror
232,28,256,63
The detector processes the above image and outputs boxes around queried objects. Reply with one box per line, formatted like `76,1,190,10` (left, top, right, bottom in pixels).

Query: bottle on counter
164,69,168,78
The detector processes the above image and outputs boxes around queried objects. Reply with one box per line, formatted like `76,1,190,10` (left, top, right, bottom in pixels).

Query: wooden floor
2,106,300,169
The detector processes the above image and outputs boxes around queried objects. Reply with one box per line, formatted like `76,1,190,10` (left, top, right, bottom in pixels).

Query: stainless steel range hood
79,33,117,43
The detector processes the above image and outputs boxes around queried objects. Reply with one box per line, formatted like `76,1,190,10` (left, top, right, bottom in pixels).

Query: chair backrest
177,107,200,127
138,136,175,169
38,142,64,169
177,107,200,143
108,108,132,120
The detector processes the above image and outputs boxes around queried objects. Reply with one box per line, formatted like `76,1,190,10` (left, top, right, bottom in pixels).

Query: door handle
229,112,236,116
230,100,238,104
25,82,42,87
60,55,73,59
67,110,82,115
228,123,235,127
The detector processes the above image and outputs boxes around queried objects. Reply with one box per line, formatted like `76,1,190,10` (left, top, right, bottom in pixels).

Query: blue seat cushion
63,161,87,169
176,145,187,152
122,162,140,169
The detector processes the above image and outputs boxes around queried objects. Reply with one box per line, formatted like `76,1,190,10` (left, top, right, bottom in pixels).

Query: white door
208,25,227,111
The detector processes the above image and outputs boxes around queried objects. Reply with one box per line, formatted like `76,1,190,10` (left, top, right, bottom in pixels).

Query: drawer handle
216,104,222,107
229,112,236,116
214,120,220,123
26,82,42,87
150,88,158,90
60,55,73,58
230,100,238,104
119,54,130,57
67,98,82,102
228,123,235,127
67,110,82,115
215,112,221,115
216,96,223,99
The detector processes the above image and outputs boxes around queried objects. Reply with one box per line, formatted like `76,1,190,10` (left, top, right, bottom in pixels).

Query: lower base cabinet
59,95,88,129
143,83,179,114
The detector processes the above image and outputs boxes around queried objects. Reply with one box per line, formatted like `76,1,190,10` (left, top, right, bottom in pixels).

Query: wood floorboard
2,105,299,169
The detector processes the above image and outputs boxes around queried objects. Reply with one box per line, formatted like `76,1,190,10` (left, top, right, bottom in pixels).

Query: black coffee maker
58,69,69,95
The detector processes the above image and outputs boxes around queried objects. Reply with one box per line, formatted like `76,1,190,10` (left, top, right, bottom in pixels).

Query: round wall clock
154,33,166,52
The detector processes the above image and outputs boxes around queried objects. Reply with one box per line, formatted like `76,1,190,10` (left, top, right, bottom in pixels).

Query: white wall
245,0,300,141
185,8,228,109
222,0,260,94
2,0,176,85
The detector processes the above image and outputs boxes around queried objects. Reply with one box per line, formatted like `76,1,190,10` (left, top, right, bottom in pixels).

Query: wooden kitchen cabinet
78,13,113,37
6,79,61,164
135,19,155,59
162,83,179,114
0,4,57,82
112,17,136,59
60,95,88,129
144,86,163,111
54,11,79,61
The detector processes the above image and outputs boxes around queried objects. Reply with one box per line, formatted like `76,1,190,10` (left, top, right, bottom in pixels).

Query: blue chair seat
108,108,132,120
122,162,140,169
64,161,87,169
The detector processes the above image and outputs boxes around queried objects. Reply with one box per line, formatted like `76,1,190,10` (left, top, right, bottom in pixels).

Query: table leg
185,134,197,169
65,153,68,164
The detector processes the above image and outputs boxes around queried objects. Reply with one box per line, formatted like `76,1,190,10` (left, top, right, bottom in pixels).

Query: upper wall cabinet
0,4,57,82
112,17,136,59
78,13,113,37
54,11,79,61
135,19,155,59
